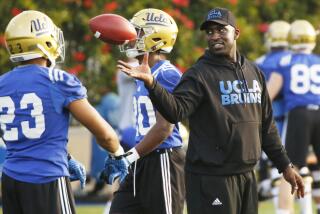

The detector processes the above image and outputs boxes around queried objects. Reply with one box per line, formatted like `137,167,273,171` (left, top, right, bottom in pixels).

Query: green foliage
1,0,320,102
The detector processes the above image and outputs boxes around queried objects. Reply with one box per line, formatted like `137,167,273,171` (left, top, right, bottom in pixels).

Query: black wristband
67,153,72,160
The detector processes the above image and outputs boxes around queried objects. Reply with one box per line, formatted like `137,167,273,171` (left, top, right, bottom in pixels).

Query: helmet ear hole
46,42,52,48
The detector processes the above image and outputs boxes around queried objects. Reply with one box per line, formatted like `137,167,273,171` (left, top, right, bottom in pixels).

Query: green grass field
73,200,313,214
0,200,314,213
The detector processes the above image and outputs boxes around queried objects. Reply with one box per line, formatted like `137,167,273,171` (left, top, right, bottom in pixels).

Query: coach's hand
283,164,305,198
68,157,86,189
100,154,130,185
117,53,154,88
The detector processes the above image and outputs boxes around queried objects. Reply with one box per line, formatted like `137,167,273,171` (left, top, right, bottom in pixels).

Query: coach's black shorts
110,147,186,214
283,106,320,167
185,170,257,214
1,173,76,214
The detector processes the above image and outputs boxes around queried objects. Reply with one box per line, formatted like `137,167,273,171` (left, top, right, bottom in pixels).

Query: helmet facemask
119,25,154,58
119,8,178,58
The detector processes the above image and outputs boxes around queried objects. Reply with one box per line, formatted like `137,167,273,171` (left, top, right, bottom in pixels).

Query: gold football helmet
288,20,316,52
265,20,290,50
120,8,178,58
5,10,65,63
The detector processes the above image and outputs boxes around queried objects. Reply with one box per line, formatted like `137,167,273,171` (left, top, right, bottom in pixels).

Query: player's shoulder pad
279,54,292,67
255,54,266,65
48,68,67,82
49,68,80,86
49,68,87,97
154,63,181,91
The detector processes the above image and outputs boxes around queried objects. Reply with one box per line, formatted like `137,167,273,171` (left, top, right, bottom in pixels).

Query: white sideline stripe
160,152,172,214
58,177,72,214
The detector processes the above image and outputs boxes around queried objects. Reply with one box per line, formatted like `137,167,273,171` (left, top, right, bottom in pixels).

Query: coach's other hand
68,157,86,189
283,163,305,198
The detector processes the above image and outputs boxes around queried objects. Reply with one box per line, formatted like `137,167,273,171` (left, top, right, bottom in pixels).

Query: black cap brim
200,20,229,30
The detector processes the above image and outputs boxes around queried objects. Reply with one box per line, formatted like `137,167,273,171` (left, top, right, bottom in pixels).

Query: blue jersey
256,50,290,133
276,53,320,112
0,64,87,183
134,60,182,149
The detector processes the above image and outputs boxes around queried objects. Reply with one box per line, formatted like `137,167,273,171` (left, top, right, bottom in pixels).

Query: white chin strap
37,44,56,82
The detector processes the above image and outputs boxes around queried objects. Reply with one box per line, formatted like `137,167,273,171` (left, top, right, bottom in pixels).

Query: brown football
89,14,137,45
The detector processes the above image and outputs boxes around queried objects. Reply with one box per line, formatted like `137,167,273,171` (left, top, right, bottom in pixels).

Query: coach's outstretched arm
118,53,203,124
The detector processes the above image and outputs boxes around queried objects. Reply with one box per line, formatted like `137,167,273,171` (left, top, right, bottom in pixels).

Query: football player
105,8,186,214
0,10,126,214
267,20,320,214
255,20,291,206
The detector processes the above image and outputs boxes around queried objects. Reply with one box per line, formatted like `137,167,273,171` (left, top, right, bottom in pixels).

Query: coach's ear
234,28,240,40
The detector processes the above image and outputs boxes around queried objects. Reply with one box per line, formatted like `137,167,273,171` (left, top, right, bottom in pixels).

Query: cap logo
207,9,222,20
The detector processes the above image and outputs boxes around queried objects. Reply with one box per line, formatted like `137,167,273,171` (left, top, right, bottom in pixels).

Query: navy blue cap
200,7,236,30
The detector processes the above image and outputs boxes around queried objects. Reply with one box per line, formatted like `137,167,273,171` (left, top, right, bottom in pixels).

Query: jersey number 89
290,64,320,94
0,93,45,141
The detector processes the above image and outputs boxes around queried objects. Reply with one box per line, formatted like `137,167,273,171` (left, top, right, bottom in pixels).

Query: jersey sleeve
155,68,181,93
49,69,87,113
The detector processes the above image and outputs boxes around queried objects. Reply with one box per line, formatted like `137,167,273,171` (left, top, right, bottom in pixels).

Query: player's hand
282,164,305,198
68,157,86,189
117,53,154,88
100,154,129,185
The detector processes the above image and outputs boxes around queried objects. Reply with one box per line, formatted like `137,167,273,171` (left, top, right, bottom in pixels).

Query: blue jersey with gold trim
0,64,87,183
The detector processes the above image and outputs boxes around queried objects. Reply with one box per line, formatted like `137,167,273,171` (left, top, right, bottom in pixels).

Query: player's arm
135,112,174,157
69,98,129,185
68,98,121,154
267,72,283,101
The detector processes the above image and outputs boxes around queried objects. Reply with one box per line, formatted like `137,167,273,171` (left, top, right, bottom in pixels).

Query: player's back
256,50,291,80
256,50,291,133
279,53,320,112
0,64,86,183
133,60,183,149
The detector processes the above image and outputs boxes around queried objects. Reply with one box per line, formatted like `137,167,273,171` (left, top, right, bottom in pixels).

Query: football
89,14,137,45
